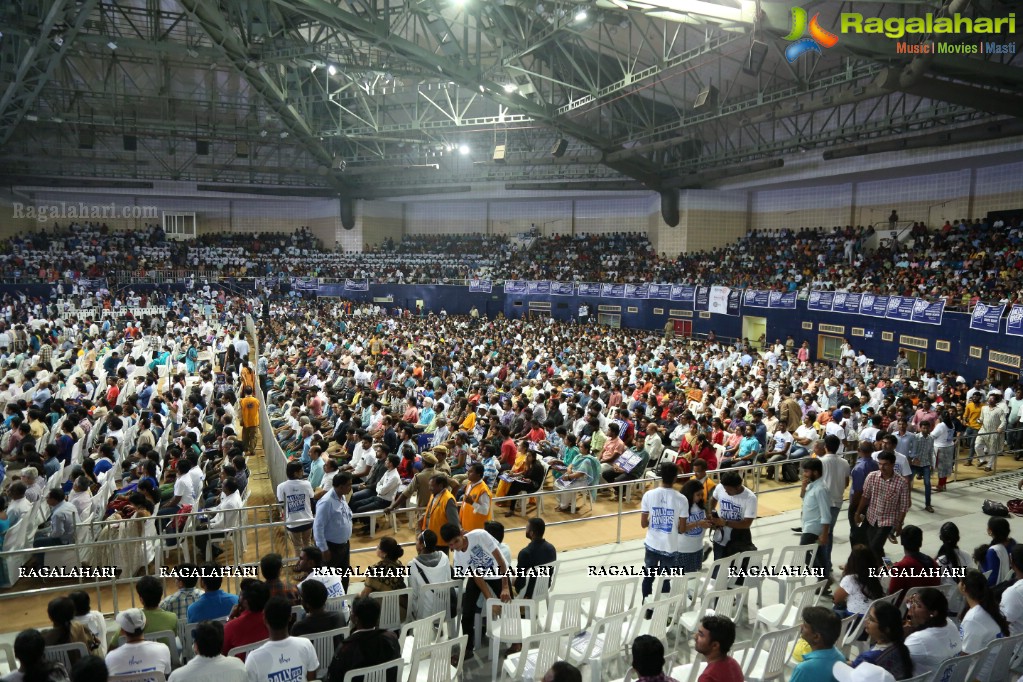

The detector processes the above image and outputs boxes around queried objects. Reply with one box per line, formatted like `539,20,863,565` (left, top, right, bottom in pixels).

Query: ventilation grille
989,350,1021,368
899,335,928,349
819,324,845,334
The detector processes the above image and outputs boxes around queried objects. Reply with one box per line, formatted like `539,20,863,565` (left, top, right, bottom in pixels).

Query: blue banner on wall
551,281,575,296
671,285,696,303
694,286,710,312
602,283,626,298
648,284,672,300
970,302,1005,334
468,278,492,293
767,291,796,309
624,283,650,299
807,291,834,312
886,296,915,321
859,294,889,318
727,289,741,316
527,280,551,295
744,290,770,308
504,280,527,294
294,277,320,290
911,299,945,326
577,282,601,297
1007,305,1023,337
832,292,862,315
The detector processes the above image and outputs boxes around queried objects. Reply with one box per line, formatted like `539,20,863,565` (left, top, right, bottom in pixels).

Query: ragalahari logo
784,7,839,62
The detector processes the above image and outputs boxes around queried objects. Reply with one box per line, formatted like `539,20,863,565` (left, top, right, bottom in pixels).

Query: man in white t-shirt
876,434,914,481
640,462,687,602
105,609,172,678
245,597,319,682
297,546,347,599
277,461,316,561
440,523,511,661
168,620,246,682
709,471,757,560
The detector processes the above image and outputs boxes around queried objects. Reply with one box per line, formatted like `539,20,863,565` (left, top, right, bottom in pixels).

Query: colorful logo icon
783,7,839,62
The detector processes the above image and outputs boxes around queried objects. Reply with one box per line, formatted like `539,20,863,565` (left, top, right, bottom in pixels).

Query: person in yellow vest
458,463,493,532
239,385,260,458
420,475,460,551
240,362,256,394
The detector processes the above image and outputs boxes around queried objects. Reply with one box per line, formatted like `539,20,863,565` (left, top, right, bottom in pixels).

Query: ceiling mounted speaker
123,135,137,151
693,86,718,111
196,140,209,155
78,129,94,150
742,41,768,76
551,138,568,157
236,142,249,158
493,144,506,163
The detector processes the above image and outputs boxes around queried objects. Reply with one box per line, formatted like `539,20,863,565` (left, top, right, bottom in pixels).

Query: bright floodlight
328,64,337,76
459,144,470,155
574,9,588,22
503,83,517,93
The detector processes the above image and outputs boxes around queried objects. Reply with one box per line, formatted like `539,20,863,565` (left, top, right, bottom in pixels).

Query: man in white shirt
640,463,687,602
246,597,319,682
197,478,243,558
296,546,347,598
168,620,246,682
819,434,850,582
105,609,172,677
790,413,820,458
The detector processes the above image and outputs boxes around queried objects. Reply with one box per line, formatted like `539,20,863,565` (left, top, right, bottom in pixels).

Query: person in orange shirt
458,463,493,531
239,385,260,457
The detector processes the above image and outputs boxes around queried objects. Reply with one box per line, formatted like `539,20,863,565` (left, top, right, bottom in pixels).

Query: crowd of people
4,216,1023,310
0,277,1022,680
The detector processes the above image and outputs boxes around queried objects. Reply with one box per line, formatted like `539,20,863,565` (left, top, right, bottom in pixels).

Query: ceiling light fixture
574,9,588,22
503,83,517,93
459,144,470,155
107,41,118,50
328,64,337,76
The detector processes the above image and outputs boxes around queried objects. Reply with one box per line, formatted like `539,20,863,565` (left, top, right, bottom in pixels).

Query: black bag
780,462,801,483
983,499,1009,517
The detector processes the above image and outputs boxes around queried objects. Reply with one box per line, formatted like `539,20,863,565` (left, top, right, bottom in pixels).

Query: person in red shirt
887,525,941,600
222,580,269,659
694,615,744,682
105,376,119,406
499,426,517,468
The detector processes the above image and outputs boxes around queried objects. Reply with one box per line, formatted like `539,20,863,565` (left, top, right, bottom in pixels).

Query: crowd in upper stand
2,216,1022,308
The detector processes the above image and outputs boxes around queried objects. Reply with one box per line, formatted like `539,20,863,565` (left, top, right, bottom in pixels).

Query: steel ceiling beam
178,0,353,193
280,0,664,188
0,0,99,146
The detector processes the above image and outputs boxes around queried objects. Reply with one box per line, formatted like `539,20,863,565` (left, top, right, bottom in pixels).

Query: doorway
988,367,1018,389
672,319,692,338
899,348,927,372
742,316,767,350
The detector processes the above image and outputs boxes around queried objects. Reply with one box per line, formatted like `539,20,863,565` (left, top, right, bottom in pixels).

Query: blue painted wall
318,283,1023,382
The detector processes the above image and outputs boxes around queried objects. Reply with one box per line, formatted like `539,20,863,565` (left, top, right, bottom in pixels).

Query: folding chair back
227,638,269,660
405,635,465,682
975,632,1023,682
299,626,349,681
341,657,404,682
927,650,984,682
109,672,167,682
736,625,800,682
400,612,446,664
502,629,574,682
544,591,594,633
370,588,413,632
593,576,639,617
43,643,88,671
843,591,901,654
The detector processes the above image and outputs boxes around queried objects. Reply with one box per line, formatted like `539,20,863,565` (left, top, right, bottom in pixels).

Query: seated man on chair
29,489,77,569
196,478,243,559
326,597,401,682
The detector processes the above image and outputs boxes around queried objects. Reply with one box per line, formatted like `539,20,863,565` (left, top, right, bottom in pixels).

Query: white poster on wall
709,286,730,315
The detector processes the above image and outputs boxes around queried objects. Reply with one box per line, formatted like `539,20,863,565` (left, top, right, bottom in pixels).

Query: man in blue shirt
799,458,831,575
186,568,239,623
848,441,879,545
136,376,155,410
314,472,353,592
790,606,844,682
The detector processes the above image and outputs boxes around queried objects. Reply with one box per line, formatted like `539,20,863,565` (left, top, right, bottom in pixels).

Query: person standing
848,442,879,546
458,463,493,532
932,411,955,493
799,459,831,578
963,392,983,466
977,390,1008,472
418,474,460,552
818,435,849,579
708,471,757,560
277,461,315,568
909,421,935,513
854,451,910,561
314,472,354,593
239,386,260,458
640,463,687,601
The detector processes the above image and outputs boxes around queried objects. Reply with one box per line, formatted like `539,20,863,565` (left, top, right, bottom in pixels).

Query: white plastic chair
227,638,268,660
678,587,750,641
502,628,575,682
109,672,167,682
399,612,446,666
766,544,819,602
753,579,825,637
43,643,88,670
369,587,413,632
298,626,349,680
566,609,633,682
630,593,686,644
485,598,537,681
732,624,800,682
342,657,404,682
975,631,1023,682
416,579,462,637
592,576,639,618
926,650,984,682
544,591,595,633
405,634,465,682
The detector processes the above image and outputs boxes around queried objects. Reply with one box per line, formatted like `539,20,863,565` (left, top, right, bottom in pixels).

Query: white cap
115,608,146,634
833,662,895,682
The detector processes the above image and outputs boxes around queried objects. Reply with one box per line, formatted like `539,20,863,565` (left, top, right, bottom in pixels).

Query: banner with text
708,286,730,315
577,282,601,297
551,281,575,296
648,284,672,300
504,280,527,294
886,296,916,321
295,277,321,291
625,283,650,299
671,285,697,303
832,292,862,315
527,280,551,295
602,283,627,298
970,302,1005,334
468,279,492,293
807,291,834,312
694,286,710,312
769,291,798,309
911,299,945,326
743,290,770,308
1007,305,1023,337
859,294,890,318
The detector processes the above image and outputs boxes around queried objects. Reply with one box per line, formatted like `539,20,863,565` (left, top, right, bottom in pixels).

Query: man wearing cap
977,390,1008,472
105,608,172,678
